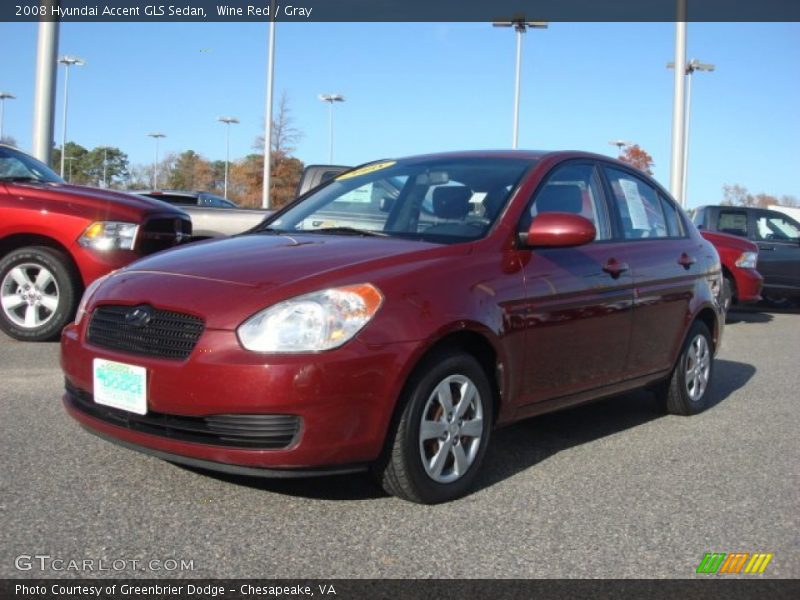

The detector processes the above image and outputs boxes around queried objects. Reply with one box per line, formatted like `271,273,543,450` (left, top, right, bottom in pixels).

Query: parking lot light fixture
147,132,166,190
58,55,85,178
493,19,548,149
609,140,631,157
0,92,16,141
318,94,345,163
668,59,715,206
217,116,239,199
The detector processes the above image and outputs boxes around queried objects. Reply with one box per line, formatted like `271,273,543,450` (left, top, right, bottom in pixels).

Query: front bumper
733,267,763,304
61,323,419,470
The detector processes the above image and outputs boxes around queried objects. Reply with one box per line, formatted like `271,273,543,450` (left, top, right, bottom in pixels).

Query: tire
375,350,494,504
762,294,796,309
661,321,714,416
0,246,80,342
720,277,733,315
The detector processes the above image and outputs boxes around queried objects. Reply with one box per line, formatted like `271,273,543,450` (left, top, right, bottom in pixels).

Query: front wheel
376,350,494,504
660,321,715,416
720,276,733,315
0,247,79,342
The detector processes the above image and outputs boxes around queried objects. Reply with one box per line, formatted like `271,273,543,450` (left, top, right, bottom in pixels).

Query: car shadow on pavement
179,359,755,502
726,310,774,325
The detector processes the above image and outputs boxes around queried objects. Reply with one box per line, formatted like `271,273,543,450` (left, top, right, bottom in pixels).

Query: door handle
678,253,696,269
759,245,776,251
603,259,629,278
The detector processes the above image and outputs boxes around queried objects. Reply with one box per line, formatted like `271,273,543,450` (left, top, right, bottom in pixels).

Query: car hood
7,181,188,217
91,232,451,329
700,230,758,253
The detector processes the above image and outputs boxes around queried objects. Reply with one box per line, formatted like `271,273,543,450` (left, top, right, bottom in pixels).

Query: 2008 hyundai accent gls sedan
61,151,724,503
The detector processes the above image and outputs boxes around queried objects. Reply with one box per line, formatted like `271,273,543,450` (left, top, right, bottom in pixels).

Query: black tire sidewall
398,352,494,503
721,277,733,314
0,247,78,342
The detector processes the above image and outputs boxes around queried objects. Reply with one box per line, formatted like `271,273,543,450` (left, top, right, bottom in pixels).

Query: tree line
46,93,305,209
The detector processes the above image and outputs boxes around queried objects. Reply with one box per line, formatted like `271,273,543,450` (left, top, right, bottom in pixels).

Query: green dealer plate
93,358,147,415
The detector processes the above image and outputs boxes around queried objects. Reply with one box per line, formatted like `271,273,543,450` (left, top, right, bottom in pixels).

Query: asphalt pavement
1,308,798,579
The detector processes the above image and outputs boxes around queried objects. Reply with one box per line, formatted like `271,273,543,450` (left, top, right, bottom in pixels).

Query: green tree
51,142,89,183
168,150,214,191
83,146,129,188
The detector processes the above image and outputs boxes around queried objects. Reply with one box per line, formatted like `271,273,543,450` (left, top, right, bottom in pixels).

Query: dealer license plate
93,358,147,415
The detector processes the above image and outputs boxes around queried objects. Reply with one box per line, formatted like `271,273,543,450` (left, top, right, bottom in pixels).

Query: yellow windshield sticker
336,161,396,181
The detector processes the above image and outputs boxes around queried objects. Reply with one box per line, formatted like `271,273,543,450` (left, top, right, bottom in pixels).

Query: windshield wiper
311,226,388,237
0,176,42,183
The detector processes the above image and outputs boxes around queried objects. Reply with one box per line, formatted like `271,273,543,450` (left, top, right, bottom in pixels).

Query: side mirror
519,212,596,248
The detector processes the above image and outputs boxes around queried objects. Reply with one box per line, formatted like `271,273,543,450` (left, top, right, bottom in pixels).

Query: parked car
0,144,191,342
136,190,270,239
61,151,723,503
692,205,800,307
699,230,762,313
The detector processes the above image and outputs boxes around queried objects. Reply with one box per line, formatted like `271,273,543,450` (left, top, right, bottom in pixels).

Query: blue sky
1,21,798,206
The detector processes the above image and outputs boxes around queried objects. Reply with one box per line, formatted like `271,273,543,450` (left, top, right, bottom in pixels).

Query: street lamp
64,156,77,183
0,92,16,141
668,58,714,206
318,94,345,163
493,19,548,149
609,139,631,157
58,55,85,178
147,132,166,190
217,116,239,199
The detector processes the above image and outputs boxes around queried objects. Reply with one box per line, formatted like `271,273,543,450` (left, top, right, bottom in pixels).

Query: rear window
717,210,749,237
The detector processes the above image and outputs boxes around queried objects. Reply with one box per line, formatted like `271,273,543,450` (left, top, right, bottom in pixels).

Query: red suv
0,144,191,341
61,151,723,503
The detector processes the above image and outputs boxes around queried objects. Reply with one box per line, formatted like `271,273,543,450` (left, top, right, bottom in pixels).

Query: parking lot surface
1,309,798,579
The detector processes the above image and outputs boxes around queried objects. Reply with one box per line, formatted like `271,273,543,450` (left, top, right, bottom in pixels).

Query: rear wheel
376,350,493,504
660,321,714,416
0,247,79,342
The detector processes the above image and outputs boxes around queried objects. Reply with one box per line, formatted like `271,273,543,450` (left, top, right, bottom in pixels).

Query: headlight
237,284,384,353
74,274,111,326
735,251,758,269
78,221,138,251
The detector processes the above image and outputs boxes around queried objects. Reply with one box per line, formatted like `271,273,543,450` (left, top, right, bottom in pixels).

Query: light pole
0,92,16,141
217,116,239,199
262,14,276,209
147,132,166,189
609,139,631,157
100,146,109,188
318,94,345,163
668,59,714,206
58,55,85,178
64,156,77,183
493,19,548,149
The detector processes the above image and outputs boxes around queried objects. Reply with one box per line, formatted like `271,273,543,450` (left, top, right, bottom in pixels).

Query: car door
749,209,800,295
514,161,634,406
601,165,701,377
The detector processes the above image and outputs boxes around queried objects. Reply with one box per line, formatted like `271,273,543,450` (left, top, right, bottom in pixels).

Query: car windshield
261,157,533,243
0,146,64,183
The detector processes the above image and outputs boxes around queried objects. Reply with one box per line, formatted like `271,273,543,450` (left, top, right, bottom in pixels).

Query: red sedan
61,151,723,503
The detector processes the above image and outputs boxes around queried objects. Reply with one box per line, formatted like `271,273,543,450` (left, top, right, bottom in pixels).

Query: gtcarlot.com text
14,554,195,572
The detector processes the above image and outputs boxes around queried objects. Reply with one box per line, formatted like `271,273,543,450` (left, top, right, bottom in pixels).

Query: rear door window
604,167,668,239
659,194,685,237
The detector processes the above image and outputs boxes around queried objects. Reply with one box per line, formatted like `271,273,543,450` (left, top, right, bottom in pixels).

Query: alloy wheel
418,374,484,484
685,334,711,402
1,263,61,329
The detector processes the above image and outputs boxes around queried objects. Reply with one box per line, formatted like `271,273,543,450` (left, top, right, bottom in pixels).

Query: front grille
66,381,301,449
139,217,192,255
87,305,204,360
